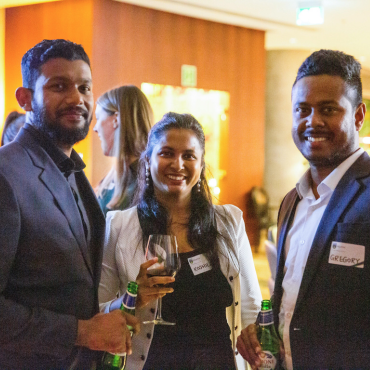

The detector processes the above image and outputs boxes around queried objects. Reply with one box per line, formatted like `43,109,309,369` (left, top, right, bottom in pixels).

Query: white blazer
99,205,261,370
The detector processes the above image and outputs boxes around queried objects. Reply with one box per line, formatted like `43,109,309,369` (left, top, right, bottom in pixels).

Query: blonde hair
96,85,154,209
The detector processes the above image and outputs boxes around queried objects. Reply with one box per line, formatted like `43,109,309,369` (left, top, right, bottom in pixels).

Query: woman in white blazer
99,112,262,370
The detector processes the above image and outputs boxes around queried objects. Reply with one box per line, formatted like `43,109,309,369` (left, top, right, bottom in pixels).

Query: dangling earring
197,178,201,192
146,167,150,187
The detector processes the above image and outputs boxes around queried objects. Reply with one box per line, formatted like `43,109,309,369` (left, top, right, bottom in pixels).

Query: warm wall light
208,178,217,188
213,187,220,196
361,137,370,144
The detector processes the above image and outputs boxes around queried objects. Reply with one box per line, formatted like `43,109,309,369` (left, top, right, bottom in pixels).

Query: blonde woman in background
94,85,154,216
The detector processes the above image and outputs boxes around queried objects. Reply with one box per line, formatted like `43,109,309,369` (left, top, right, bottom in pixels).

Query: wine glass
143,234,181,325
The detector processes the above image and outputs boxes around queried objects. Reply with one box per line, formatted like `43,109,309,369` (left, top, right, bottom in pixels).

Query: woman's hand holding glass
142,234,181,325
135,257,175,309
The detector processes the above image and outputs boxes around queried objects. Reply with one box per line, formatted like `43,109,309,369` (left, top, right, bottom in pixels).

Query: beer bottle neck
261,299,271,310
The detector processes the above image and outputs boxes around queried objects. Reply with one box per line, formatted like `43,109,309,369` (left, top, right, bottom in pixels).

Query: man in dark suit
236,49,370,369
0,39,138,370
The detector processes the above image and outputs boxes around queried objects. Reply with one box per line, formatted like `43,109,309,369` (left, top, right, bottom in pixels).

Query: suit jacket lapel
295,152,370,311
274,190,300,319
76,170,105,287
17,130,93,277
40,163,93,276
276,191,300,278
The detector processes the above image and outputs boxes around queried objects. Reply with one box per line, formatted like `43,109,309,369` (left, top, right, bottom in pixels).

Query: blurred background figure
94,85,154,216
1,111,25,146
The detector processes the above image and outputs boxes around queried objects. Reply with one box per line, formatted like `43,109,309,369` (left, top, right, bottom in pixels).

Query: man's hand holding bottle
76,310,140,355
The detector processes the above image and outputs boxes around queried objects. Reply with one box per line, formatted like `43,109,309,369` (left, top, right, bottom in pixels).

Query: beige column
264,50,311,221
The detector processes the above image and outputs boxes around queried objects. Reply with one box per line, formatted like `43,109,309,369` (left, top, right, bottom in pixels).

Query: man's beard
32,104,91,146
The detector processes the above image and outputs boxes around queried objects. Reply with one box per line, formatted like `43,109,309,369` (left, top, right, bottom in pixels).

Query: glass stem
156,297,163,320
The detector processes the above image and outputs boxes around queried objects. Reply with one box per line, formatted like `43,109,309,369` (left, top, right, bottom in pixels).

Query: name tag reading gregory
329,241,365,268
188,253,212,275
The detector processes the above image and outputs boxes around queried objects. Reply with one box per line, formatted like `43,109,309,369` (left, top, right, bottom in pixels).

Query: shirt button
287,313,292,318
235,326,238,330
229,276,234,282
140,355,145,361
300,240,305,245
147,333,151,339
150,308,155,314
235,301,239,306
235,350,239,355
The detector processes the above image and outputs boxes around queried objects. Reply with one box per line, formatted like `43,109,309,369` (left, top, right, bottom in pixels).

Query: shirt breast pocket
335,222,370,245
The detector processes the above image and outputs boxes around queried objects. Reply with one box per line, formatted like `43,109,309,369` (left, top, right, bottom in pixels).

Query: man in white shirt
236,49,370,369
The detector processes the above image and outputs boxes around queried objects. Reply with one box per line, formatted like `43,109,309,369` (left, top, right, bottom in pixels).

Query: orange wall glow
4,0,265,242
4,0,93,177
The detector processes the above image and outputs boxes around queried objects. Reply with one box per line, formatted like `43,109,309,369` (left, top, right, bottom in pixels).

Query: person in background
0,39,138,370
1,111,25,146
99,112,262,370
94,85,154,216
237,49,370,369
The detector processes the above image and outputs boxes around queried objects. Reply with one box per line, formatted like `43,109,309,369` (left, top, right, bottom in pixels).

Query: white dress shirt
279,148,364,370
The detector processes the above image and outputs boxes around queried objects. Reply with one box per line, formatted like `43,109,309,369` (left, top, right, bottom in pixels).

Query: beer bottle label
121,291,137,310
259,309,274,326
258,351,277,370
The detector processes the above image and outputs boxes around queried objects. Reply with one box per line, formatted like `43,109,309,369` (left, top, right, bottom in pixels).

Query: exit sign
297,1,324,25
181,65,197,87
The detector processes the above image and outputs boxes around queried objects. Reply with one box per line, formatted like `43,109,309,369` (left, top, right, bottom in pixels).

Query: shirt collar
296,148,365,199
24,123,86,176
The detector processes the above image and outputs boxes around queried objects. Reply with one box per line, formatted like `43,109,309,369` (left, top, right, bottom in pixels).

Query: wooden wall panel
92,0,265,242
4,0,94,177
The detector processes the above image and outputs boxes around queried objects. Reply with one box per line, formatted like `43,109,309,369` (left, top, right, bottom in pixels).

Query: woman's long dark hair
133,112,236,269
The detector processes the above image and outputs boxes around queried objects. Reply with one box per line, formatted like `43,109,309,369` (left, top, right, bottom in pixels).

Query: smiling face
291,74,365,173
149,128,203,203
94,104,118,156
30,58,94,147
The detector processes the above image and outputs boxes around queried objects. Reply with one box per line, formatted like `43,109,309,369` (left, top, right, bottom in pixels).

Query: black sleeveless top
151,249,233,345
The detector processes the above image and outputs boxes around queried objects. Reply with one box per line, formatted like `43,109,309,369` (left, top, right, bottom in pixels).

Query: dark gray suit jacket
274,152,370,369
0,127,105,369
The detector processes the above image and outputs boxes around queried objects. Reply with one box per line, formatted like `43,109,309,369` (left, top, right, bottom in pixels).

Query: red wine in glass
143,234,180,325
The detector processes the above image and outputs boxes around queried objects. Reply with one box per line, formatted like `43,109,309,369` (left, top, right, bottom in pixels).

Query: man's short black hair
21,39,90,90
294,49,363,106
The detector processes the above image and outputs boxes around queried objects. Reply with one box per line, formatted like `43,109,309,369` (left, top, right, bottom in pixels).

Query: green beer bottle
100,281,138,370
257,299,280,370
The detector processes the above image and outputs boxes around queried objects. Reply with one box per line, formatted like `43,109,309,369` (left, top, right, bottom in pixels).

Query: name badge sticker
329,241,365,268
188,254,212,275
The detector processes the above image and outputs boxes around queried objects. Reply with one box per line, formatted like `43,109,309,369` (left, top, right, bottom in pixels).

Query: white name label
188,253,212,275
329,241,365,268
258,350,277,369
